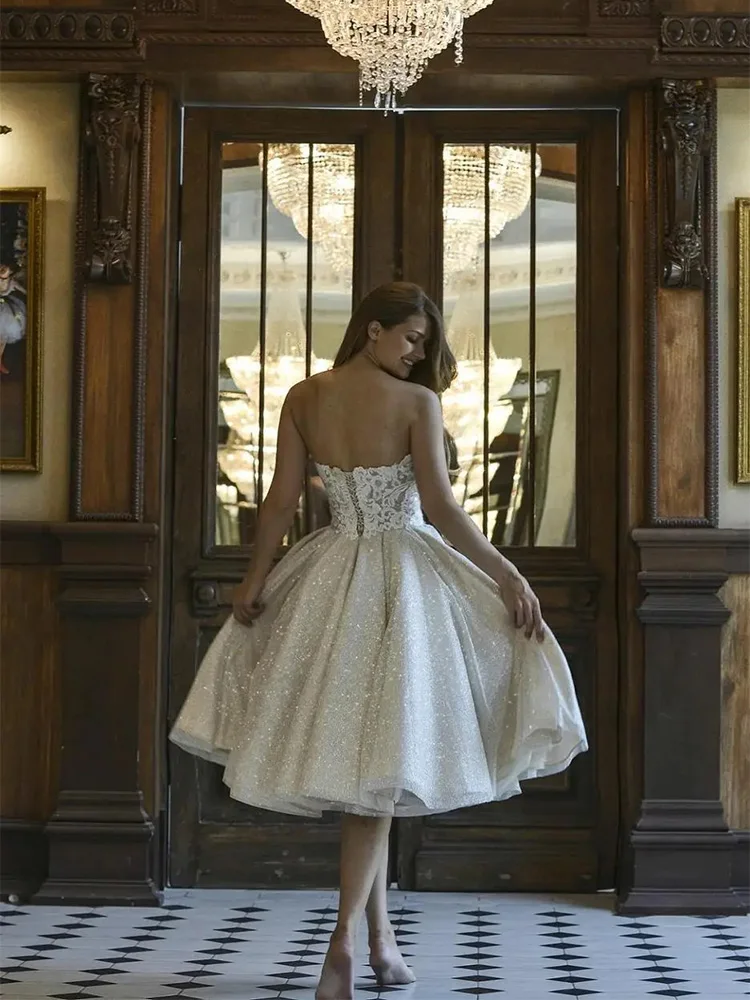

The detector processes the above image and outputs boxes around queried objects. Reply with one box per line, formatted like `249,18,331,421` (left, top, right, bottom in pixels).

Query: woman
170,282,587,1000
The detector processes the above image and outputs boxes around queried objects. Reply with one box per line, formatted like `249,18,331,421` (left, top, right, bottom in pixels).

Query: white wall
718,87,750,528
0,81,79,521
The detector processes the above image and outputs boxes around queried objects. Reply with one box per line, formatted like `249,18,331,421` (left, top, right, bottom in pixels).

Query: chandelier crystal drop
285,0,495,109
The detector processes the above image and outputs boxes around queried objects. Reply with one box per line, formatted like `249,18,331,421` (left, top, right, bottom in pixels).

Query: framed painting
738,197,750,484
0,187,44,472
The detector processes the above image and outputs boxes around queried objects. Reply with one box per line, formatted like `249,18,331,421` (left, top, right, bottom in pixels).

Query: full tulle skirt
170,524,588,817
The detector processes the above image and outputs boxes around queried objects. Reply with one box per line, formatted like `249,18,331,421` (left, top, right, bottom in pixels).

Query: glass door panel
440,141,578,547
216,141,356,547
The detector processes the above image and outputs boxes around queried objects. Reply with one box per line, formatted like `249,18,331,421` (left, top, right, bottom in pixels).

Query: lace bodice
315,455,424,539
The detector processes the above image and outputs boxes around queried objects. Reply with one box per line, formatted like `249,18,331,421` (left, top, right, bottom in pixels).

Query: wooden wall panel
674,0,744,11
656,288,706,520
721,574,750,831
80,285,135,514
0,566,60,820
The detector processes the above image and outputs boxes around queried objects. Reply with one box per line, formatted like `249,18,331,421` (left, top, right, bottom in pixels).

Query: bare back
290,363,421,471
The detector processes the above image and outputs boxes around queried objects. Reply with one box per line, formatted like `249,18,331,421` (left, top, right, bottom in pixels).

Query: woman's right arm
410,387,544,641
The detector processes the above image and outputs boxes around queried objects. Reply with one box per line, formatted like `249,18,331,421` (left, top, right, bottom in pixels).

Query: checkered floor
1,890,748,999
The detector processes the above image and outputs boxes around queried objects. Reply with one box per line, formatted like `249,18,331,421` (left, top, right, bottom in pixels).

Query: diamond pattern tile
0,892,747,999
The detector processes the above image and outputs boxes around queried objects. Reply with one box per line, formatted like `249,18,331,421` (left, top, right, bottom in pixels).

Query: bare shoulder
401,381,439,416
286,370,329,401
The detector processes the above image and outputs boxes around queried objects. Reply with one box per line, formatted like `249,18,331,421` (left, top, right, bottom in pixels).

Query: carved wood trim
659,79,712,291
598,0,652,16
140,0,201,14
646,82,718,527
85,75,142,285
72,76,152,521
661,16,750,53
1,9,136,46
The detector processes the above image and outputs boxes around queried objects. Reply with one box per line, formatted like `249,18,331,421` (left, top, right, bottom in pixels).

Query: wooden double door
168,105,620,891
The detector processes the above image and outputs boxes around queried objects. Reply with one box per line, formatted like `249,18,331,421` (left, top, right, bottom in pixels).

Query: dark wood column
618,531,744,914
36,525,160,905
616,77,748,916
36,74,174,905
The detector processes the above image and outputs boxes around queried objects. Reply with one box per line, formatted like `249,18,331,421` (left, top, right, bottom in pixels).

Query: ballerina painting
0,188,44,472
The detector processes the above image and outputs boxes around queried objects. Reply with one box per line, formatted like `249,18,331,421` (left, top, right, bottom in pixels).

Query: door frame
166,104,621,891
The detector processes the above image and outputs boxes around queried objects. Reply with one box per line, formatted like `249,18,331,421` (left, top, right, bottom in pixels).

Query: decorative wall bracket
658,79,712,290
84,74,143,284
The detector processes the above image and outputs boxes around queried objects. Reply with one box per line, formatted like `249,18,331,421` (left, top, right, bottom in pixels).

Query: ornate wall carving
141,0,201,14
598,0,652,16
661,16,750,52
659,79,712,290
84,75,143,285
0,9,135,45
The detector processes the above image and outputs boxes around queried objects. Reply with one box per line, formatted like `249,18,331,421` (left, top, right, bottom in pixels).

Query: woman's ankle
368,922,396,944
331,923,357,944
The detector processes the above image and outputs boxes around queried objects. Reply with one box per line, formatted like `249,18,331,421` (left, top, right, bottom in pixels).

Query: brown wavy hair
333,282,457,394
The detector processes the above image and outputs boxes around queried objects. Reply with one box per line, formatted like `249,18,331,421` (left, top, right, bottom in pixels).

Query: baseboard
732,829,749,906
0,819,47,902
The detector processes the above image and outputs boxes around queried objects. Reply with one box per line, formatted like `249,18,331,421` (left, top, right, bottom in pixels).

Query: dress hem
169,729,588,819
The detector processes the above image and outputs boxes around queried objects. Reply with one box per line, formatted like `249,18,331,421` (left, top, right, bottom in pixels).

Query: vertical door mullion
257,142,269,505
482,143,491,538
528,141,538,545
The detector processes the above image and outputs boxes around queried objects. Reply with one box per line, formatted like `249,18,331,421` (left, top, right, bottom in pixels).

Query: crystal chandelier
285,0,494,109
265,144,355,277
219,264,331,503
441,280,521,530
267,142,540,279
443,144,542,277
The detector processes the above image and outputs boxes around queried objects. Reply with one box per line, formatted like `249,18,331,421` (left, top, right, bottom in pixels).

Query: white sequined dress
170,455,588,817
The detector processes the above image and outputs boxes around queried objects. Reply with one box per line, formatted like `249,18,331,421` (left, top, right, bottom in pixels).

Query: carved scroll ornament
659,80,712,290
85,74,142,284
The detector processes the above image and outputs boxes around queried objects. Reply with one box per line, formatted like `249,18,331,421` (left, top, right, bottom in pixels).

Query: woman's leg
365,835,416,985
316,813,392,1000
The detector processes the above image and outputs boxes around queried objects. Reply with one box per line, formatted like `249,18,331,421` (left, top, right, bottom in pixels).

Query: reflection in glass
441,142,577,547
215,142,355,546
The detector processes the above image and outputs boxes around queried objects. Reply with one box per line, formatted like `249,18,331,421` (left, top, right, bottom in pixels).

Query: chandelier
443,144,542,277
265,143,355,277
441,280,521,530
218,264,331,504
285,1,494,109
266,142,540,279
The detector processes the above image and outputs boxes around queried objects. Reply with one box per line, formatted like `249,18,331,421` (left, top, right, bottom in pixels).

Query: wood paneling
0,526,61,898
81,285,135,513
656,288,706,520
721,574,750,831
0,565,60,820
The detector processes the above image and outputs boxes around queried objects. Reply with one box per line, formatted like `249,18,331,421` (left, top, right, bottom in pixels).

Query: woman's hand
232,579,265,627
497,569,545,643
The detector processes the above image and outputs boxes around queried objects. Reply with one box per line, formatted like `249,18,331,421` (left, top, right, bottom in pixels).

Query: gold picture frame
0,187,45,472
738,197,750,484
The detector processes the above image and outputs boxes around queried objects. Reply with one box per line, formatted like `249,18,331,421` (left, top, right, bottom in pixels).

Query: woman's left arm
233,386,307,625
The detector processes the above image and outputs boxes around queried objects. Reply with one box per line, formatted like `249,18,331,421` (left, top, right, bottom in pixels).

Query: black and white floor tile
1,890,748,1000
